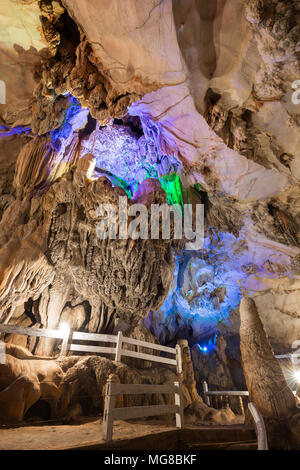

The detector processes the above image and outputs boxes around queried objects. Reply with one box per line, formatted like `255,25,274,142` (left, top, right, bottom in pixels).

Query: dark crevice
24,399,51,422
24,298,37,326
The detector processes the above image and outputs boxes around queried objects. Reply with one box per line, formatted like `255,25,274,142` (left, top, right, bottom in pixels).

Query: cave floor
0,417,256,450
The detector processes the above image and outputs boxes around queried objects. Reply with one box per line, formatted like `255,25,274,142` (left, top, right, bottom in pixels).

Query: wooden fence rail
203,382,268,449
203,381,250,414
0,324,65,339
102,377,184,441
203,380,296,415
0,324,182,373
275,354,300,359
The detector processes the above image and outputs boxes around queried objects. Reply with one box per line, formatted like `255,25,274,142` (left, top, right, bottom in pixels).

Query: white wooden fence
202,381,249,414
248,402,268,450
203,380,297,414
0,324,182,373
203,382,268,450
275,353,300,360
102,376,184,441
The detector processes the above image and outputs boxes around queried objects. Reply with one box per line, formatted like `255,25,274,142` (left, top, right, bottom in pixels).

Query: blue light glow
197,333,218,354
2,94,276,351
48,95,82,152
1,94,182,202
145,231,251,344
0,125,31,137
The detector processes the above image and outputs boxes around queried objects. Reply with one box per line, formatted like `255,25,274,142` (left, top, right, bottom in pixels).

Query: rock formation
0,342,238,426
0,153,175,355
0,343,64,423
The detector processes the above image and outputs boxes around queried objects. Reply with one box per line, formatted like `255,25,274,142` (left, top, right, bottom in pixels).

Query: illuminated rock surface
240,296,300,449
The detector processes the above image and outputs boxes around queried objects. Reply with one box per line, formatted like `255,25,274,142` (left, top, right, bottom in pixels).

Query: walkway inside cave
0,417,256,451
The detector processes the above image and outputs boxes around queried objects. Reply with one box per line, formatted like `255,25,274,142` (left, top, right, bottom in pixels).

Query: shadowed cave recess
0,0,300,449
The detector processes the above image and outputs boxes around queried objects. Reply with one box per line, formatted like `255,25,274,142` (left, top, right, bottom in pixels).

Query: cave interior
0,0,299,451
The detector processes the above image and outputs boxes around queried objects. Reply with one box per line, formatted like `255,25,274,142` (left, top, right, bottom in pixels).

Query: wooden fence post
176,344,183,375
103,376,117,441
115,331,123,362
60,327,73,357
203,381,210,406
0,340,6,364
239,396,245,415
174,381,184,429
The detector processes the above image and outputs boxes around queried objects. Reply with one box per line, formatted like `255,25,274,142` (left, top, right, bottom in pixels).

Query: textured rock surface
0,344,64,423
0,342,238,425
0,155,174,355
240,296,300,449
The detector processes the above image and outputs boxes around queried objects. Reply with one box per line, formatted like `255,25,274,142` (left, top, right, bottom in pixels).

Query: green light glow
159,172,183,207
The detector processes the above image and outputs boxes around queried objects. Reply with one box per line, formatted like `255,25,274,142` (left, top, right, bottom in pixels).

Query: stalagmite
240,296,300,449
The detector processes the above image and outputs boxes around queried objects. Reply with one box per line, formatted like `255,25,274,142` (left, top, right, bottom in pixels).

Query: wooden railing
248,402,268,450
275,353,300,360
202,381,249,414
203,382,268,449
203,379,296,417
102,376,184,441
0,324,182,373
